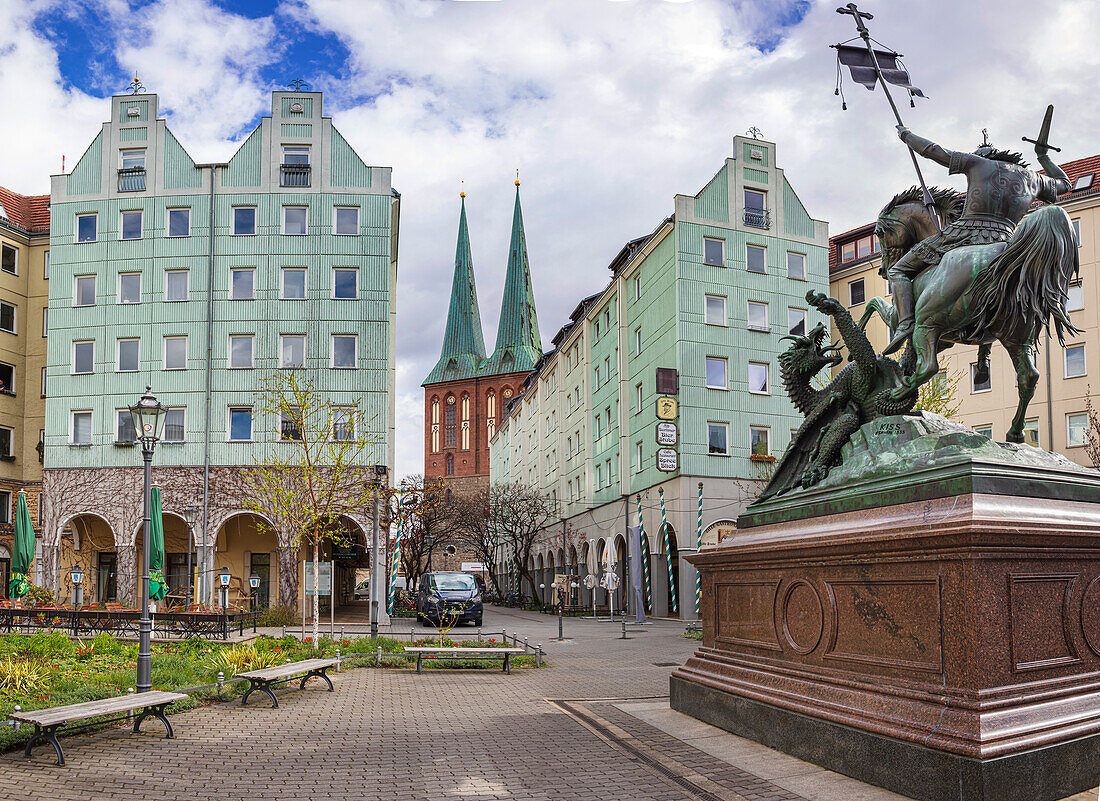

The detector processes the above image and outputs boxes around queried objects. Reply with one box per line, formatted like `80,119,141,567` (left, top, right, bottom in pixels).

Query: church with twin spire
422,182,542,493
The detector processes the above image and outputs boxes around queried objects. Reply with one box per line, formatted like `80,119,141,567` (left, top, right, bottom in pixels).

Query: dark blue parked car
416,572,483,627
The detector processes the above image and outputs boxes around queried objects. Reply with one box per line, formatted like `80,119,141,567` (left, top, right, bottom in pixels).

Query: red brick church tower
422,183,542,496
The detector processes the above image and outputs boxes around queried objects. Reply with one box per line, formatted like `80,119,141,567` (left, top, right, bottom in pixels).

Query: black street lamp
70,564,84,608
183,505,200,609
129,386,167,694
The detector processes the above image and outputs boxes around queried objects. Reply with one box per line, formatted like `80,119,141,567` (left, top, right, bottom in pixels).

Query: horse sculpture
872,186,1080,443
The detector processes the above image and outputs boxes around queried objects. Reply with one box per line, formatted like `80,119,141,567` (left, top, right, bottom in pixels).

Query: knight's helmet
974,130,997,159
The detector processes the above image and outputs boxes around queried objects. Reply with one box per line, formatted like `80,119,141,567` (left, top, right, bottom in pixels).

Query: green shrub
91,632,124,656
257,605,298,627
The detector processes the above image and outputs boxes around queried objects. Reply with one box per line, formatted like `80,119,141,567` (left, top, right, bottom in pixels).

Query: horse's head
875,186,965,277
779,322,842,380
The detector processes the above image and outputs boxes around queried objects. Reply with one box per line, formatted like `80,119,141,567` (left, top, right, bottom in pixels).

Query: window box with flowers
749,453,775,462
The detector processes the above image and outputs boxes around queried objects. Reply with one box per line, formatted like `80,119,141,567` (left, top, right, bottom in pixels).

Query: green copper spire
487,182,542,375
423,195,488,385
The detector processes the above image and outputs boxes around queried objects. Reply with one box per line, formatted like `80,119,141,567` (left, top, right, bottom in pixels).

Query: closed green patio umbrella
9,491,33,599
148,486,168,602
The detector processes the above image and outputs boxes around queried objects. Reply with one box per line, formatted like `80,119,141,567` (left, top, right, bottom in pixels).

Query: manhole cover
653,662,679,667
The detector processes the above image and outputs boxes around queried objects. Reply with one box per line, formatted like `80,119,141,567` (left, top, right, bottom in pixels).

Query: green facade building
489,135,828,618
43,90,398,607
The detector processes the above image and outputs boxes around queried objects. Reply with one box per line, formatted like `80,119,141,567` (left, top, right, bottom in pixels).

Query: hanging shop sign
656,397,678,420
656,422,678,446
656,448,678,472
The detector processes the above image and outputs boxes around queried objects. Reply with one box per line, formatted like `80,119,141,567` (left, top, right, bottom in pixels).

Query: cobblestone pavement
0,607,1095,801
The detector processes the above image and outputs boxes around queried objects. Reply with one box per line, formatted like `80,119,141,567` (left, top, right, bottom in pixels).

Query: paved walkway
0,606,1094,801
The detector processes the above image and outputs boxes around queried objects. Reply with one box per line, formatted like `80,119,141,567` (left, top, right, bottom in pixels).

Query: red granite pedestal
671,490,1100,801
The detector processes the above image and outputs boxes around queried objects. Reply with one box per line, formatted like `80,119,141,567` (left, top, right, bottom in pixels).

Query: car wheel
473,617,482,626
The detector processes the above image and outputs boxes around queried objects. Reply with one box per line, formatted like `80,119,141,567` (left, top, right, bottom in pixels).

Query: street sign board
656,448,678,472
332,542,358,561
304,562,332,596
656,397,678,420
461,561,486,572
655,421,677,446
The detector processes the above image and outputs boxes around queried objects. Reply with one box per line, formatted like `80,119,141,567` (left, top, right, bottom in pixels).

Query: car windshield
430,574,477,592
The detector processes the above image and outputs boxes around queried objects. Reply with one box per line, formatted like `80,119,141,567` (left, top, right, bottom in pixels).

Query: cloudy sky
2,0,1098,477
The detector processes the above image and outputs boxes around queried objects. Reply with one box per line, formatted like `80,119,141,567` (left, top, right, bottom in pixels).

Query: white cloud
4,0,1100,479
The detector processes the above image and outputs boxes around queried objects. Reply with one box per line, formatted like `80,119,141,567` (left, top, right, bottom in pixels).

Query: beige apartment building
828,154,1100,466
0,186,50,589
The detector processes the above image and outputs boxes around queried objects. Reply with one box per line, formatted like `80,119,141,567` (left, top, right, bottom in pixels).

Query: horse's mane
878,186,964,222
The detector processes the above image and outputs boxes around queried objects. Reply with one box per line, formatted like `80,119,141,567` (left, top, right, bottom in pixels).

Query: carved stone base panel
674,483,1100,801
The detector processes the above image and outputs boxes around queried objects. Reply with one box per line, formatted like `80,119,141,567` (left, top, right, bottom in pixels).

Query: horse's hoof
1005,431,1025,444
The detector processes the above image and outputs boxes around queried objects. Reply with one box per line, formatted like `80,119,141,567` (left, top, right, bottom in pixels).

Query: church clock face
503,388,512,398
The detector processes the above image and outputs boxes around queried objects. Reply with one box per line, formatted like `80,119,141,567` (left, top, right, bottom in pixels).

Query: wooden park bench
237,658,337,708
404,646,526,675
11,690,188,766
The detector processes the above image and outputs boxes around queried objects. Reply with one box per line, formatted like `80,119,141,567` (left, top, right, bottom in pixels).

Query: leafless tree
449,487,504,596
393,475,451,594
485,482,558,600
1084,386,1100,469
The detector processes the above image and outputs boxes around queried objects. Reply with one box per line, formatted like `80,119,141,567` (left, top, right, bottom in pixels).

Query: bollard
12,705,20,729
341,626,345,641
335,648,341,672
524,636,529,653
622,620,627,639
128,687,135,719
377,645,382,666
477,627,482,642
286,658,291,664
282,625,286,638
216,674,224,700
536,644,542,668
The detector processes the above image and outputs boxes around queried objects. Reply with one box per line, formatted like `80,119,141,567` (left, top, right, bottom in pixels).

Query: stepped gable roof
485,183,543,377
0,187,49,235
424,195,489,386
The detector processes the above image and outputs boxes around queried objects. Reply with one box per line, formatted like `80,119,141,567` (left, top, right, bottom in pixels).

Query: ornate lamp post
129,386,167,694
249,572,260,612
218,567,231,611
70,564,84,609
183,505,200,609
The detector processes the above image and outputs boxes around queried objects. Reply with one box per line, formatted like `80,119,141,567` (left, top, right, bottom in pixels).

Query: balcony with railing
743,207,771,229
280,163,311,188
117,167,147,192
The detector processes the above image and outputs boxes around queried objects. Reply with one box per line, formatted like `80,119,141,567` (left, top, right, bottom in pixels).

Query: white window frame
120,148,146,170
787,307,807,336
229,334,254,369
747,301,769,332
166,208,191,238
163,407,186,443
1067,412,1089,448
281,268,307,300
231,206,257,236
331,406,356,442
72,340,94,375
970,362,991,394
74,275,96,307
71,410,92,446
0,362,13,395
703,237,725,267
633,275,641,300
745,243,766,274
707,421,729,456
116,338,140,373
331,334,358,369
163,335,187,370
333,206,360,236
634,327,642,356
705,356,728,390
76,213,97,243
118,272,141,304
115,409,136,444
41,307,47,337
0,243,17,276
230,267,255,300
786,251,806,280
973,423,993,439
1072,219,1082,247
848,278,866,307
332,267,358,300
40,366,46,397
750,425,771,456
165,270,189,302
228,407,253,442
705,294,727,326
1067,280,1084,312
748,361,770,395
0,424,13,458
280,334,306,369
43,250,48,280
0,301,15,334
120,210,142,241
281,145,310,165
1065,344,1087,379
635,383,643,413
282,206,308,235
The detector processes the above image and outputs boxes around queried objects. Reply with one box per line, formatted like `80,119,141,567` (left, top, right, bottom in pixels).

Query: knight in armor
882,125,1071,355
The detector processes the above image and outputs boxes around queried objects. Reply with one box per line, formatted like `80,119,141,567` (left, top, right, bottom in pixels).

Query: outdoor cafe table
0,606,260,640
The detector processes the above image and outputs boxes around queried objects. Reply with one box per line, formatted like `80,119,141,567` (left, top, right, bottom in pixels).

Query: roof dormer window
1074,173,1094,192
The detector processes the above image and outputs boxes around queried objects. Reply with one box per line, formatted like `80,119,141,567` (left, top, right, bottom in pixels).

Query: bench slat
404,647,524,654
12,690,188,726
236,658,337,680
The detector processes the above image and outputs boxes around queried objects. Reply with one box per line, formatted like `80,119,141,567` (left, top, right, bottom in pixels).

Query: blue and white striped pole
658,488,677,615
